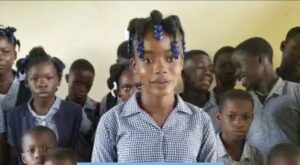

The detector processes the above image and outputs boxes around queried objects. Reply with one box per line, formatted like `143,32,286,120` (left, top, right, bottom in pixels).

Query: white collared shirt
216,133,264,165
28,97,61,139
80,97,97,134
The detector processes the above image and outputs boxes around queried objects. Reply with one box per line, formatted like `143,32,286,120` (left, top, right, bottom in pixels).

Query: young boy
92,10,217,162
267,143,300,165
65,59,99,161
44,148,77,165
277,26,300,83
181,50,219,131
233,37,300,155
21,126,58,165
216,89,264,165
213,46,236,101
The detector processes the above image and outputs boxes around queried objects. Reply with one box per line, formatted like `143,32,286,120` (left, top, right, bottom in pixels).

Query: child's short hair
184,49,209,64
45,148,78,163
267,143,300,165
218,89,254,111
234,37,273,63
69,59,95,74
213,46,234,64
285,26,300,41
22,126,57,151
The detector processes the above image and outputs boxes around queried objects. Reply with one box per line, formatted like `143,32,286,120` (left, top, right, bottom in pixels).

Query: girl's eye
142,58,153,64
167,56,176,63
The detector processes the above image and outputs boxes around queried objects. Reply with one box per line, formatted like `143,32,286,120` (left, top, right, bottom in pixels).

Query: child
267,143,300,165
181,50,219,131
21,126,58,165
44,148,77,165
65,59,99,161
0,25,31,165
92,10,217,162
181,50,215,108
0,25,31,116
99,63,141,117
7,46,82,165
216,89,264,165
232,37,300,155
277,26,300,83
213,46,236,101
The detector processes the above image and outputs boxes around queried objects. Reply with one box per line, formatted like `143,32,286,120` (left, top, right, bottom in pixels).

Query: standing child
216,89,264,165
213,46,236,101
0,25,31,115
233,37,300,155
0,25,31,165
92,10,217,162
99,63,141,117
7,46,82,165
65,59,99,161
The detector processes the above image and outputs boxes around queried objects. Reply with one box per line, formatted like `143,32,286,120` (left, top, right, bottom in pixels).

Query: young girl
7,46,82,165
92,10,217,162
99,63,141,117
0,25,31,116
0,25,31,165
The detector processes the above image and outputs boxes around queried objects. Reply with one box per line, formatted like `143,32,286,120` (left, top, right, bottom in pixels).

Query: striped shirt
92,92,217,162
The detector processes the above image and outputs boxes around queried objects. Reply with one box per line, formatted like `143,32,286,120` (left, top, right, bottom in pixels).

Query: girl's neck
32,96,56,116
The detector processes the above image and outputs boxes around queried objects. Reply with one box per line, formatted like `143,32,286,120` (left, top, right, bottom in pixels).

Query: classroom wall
1,1,300,100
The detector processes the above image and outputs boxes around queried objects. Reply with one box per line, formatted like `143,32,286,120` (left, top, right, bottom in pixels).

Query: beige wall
0,1,299,100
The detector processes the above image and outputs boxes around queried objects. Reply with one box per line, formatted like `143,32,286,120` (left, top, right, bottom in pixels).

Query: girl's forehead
143,32,173,51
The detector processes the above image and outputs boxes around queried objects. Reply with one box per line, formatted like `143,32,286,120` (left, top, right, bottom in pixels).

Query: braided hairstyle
127,10,186,59
16,46,65,80
0,25,21,49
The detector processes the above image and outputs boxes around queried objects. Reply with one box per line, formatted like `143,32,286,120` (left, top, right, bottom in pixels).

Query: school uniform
7,98,82,165
247,78,300,155
92,92,217,162
70,96,100,162
216,133,264,165
99,91,122,118
0,73,31,116
203,92,220,132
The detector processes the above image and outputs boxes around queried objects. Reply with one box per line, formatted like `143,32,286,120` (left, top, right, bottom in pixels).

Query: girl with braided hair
7,47,82,165
92,10,217,162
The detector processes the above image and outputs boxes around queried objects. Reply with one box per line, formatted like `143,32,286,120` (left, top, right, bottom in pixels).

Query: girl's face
131,32,183,97
117,69,141,101
0,37,16,75
27,62,60,100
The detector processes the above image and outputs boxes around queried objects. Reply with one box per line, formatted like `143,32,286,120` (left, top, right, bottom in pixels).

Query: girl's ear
65,74,69,83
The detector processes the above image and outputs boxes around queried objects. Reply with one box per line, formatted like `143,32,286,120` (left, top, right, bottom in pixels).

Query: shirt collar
216,132,251,161
203,91,218,110
28,97,61,118
83,96,97,110
121,92,193,117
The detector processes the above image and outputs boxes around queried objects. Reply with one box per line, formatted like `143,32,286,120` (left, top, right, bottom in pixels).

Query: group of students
0,9,300,165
